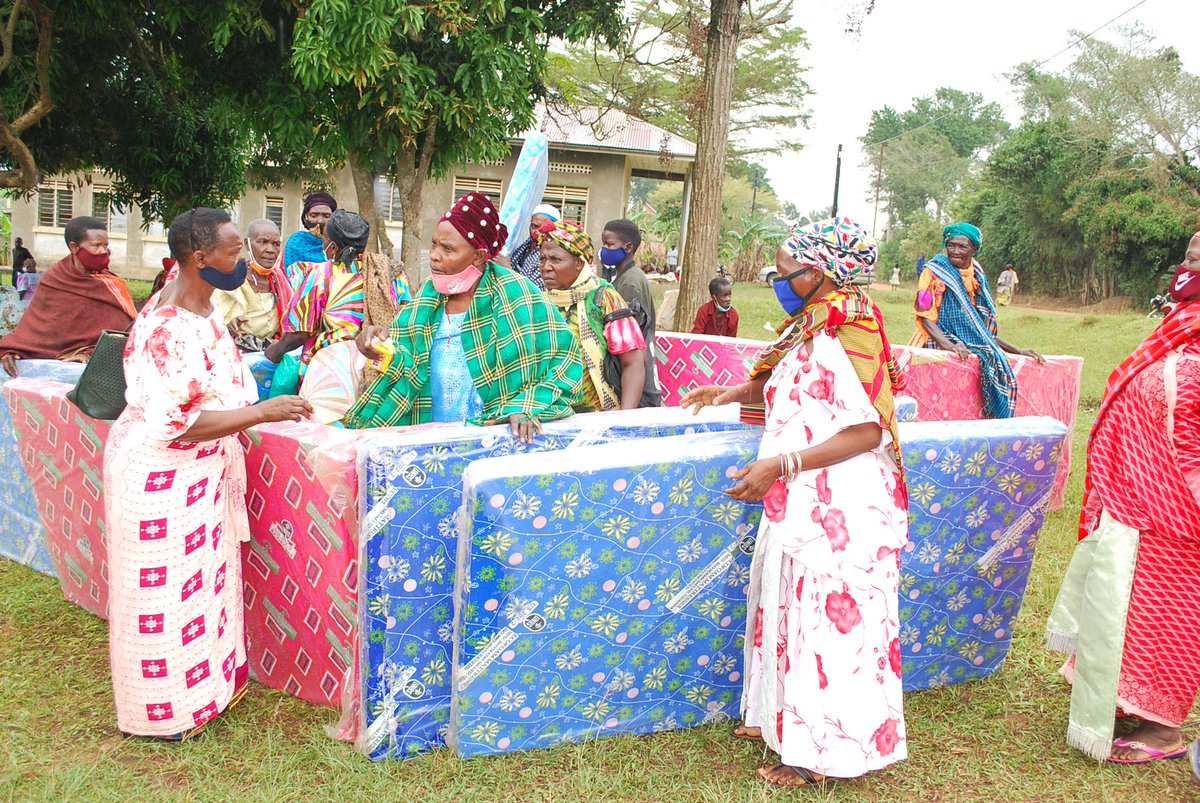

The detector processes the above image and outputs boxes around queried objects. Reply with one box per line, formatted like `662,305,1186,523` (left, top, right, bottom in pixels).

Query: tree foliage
868,29,1200,303
550,0,810,157
861,87,1008,225
0,1,291,222
258,0,622,273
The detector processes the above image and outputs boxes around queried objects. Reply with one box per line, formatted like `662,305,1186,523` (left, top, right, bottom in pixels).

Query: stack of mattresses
355,407,754,759
652,332,1082,508
0,362,84,576
439,417,1067,757
4,379,362,708
3,374,1069,762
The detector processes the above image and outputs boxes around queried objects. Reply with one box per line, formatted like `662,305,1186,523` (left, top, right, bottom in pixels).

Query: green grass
3,288,1196,802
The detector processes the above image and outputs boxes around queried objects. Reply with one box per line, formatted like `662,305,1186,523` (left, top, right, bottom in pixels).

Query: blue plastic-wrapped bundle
498,132,549,255
358,407,755,760
450,430,762,758
0,361,85,575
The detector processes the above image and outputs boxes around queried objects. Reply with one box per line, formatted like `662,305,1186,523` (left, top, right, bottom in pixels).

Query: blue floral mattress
357,406,755,760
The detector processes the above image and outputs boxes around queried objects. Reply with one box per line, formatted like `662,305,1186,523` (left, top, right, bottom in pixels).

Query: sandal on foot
732,725,762,741
757,764,825,788
1106,738,1187,765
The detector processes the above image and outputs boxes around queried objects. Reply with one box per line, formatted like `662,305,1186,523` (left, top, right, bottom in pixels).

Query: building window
549,162,592,176
145,217,165,238
91,186,128,234
37,181,73,228
452,177,502,207
542,185,589,228
90,186,111,228
374,176,403,223
264,196,285,228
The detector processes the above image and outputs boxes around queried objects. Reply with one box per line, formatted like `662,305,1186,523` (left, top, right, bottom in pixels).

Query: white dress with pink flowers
741,328,909,778
103,299,257,737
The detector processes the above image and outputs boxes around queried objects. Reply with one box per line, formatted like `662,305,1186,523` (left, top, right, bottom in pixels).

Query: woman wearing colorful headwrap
346,193,583,442
536,220,647,410
504,203,562,291
682,217,909,788
908,222,1044,418
1046,232,1200,766
267,210,411,388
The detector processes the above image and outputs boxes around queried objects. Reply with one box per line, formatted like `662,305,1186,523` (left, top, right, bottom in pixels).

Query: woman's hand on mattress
505,414,541,445
356,325,388,361
950,343,971,361
1021,347,1046,365
1,354,17,377
680,384,740,414
255,395,314,423
725,459,781,503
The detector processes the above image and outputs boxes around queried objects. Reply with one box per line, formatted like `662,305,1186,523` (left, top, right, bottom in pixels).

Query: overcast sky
759,0,1200,231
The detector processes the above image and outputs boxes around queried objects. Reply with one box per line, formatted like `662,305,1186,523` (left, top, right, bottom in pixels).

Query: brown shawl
0,255,137,360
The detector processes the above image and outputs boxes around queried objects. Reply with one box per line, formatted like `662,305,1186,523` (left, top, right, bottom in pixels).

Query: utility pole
831,144,843,218
750,172,760,218
872,142,885,234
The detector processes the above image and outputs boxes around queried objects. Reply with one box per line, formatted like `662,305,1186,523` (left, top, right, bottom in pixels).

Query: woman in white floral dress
104,208,311,739
683,217,909,787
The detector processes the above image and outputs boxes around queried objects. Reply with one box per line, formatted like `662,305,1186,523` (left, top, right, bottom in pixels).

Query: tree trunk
349,152,392,258
393,119,439,288
672,0,743,332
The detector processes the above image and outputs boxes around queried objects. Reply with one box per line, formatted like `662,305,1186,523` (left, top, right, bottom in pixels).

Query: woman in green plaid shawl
345,194,583,441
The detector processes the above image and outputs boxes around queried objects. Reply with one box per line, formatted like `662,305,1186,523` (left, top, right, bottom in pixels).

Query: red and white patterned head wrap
442,194,509,259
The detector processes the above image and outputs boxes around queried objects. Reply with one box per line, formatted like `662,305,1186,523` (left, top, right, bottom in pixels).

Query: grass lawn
4,285,1196,802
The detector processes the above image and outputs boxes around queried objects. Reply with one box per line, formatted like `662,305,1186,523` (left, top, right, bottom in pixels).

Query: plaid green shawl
343,264,583,428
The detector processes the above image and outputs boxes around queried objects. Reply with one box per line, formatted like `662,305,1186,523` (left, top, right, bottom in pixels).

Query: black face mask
199,258,249,291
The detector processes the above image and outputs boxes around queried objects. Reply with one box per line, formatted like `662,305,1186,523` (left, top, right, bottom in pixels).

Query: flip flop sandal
1188,740,1200,780
757,764,825,788
1105,738,1187,765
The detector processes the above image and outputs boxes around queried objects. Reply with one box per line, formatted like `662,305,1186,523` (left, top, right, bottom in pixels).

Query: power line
862,0,1152,149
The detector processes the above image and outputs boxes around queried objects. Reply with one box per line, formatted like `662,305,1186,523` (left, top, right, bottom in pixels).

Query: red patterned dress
103,297,257,738
1076,306,1200,726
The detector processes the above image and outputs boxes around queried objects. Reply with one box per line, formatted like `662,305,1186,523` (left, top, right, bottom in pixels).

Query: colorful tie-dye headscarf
782,216,878,288
534,220,596,265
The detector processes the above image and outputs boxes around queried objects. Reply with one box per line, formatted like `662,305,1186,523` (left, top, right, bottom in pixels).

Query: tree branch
0,3,54,189
12,6,54,134
0,0,26,74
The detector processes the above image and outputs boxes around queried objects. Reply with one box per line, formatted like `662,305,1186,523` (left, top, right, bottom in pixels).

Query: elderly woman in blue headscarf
909,222,1044,418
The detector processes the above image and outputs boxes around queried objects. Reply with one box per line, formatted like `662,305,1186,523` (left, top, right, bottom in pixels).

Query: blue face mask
715,302,732,313
600,247,628,268
772,269,819,316
199,258,249,292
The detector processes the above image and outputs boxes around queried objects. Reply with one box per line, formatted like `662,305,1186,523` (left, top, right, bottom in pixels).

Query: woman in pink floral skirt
104,208,311,739
683,217,909,787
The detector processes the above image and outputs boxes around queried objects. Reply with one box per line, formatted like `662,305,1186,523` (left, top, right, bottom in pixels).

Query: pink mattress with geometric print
4,378,361,709
653,333,1083,508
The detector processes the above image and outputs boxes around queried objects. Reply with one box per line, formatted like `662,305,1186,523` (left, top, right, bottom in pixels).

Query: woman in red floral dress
683,217,908,787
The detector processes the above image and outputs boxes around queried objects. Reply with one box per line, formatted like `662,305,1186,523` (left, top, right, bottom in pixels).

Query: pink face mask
432,264,483,296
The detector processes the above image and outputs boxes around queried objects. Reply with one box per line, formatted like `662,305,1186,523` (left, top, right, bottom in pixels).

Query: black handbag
66,329,129,420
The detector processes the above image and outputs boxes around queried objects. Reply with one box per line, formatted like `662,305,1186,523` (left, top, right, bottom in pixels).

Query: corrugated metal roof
517,104,697,161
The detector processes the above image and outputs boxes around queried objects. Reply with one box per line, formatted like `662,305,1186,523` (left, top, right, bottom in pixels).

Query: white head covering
531,203,561,222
